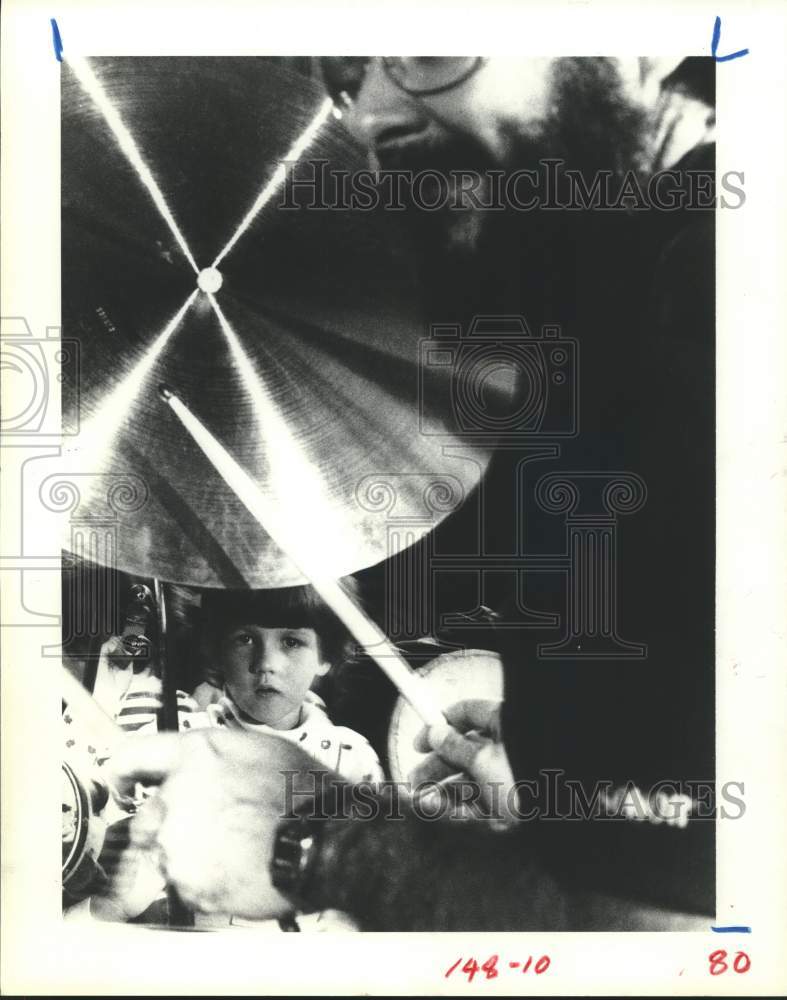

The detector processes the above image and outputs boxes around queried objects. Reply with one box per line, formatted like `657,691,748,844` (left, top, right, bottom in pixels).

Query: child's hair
199,578,360,684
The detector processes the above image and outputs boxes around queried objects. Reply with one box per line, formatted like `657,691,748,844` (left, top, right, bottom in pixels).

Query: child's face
218,624,330,729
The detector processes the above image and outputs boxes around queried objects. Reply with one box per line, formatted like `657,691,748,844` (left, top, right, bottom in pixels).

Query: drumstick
159,385,447,730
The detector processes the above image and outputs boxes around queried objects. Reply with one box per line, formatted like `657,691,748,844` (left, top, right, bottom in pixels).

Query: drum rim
387,647,502,784
62,759,91,881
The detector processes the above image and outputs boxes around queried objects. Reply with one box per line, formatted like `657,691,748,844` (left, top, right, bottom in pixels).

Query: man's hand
411,699,517,827
90,816,167,922
95,635,134,680
108,729,326,919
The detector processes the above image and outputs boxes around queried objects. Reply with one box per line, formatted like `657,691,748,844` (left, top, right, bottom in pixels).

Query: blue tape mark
51,18,63,62
711,16,749,62
711,925,752,933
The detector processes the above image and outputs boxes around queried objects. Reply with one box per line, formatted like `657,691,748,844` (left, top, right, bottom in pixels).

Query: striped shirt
115,682,198,734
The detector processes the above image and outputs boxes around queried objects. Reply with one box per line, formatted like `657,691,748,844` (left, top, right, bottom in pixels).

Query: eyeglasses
319,57,484,109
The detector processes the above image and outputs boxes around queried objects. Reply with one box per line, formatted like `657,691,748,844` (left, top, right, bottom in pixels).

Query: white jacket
192,689,384,785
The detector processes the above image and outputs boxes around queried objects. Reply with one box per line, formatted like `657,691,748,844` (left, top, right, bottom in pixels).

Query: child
189,581,383,931
71,581,382,927
195,581,383,786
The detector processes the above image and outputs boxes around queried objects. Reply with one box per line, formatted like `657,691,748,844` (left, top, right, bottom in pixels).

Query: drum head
387,649,503,784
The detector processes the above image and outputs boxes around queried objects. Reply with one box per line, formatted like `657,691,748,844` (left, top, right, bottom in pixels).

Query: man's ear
617,57,688,107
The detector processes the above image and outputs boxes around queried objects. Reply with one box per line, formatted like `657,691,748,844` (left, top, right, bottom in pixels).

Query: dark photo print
59,55,716,934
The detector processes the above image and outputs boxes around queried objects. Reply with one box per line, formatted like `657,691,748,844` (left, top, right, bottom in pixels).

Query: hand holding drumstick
411,699,519,828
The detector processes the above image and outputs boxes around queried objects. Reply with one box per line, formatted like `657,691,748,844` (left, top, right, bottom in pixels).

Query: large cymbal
61,57,508,588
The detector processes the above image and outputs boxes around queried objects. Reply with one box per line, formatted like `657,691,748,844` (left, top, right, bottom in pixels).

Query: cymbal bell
61,57,510,588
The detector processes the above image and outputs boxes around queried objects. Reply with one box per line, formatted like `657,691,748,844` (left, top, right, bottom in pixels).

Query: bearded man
321,50,717,888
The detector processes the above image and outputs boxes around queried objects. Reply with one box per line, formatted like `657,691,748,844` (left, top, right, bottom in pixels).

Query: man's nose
342,59,430,154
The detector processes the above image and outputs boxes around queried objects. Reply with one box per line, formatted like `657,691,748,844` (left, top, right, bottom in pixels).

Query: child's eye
233,633,254,646
282,636,304,649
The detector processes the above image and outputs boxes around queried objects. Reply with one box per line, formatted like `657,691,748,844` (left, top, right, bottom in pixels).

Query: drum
62,759,109,905
387,648,503,784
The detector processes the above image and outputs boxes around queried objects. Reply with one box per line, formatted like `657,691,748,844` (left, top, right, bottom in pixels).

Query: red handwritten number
446,954,552,979
482,955,499,979
733,951,751,973
445,959,461,979
462,958,480,983
709,950,751,975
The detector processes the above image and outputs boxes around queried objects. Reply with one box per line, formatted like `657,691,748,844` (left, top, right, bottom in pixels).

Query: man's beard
373,127,500,255
372,57,651,318
374,129,514,318
530,57,651,180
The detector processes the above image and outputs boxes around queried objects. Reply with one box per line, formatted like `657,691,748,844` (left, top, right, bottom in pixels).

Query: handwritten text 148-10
445,955,551,981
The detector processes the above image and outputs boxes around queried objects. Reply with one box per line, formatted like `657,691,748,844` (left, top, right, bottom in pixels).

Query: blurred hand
411,699,517,827
91,636,138,719
99,633,153,670
90,815,167,922
108,729,326,919
96,634,128,670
